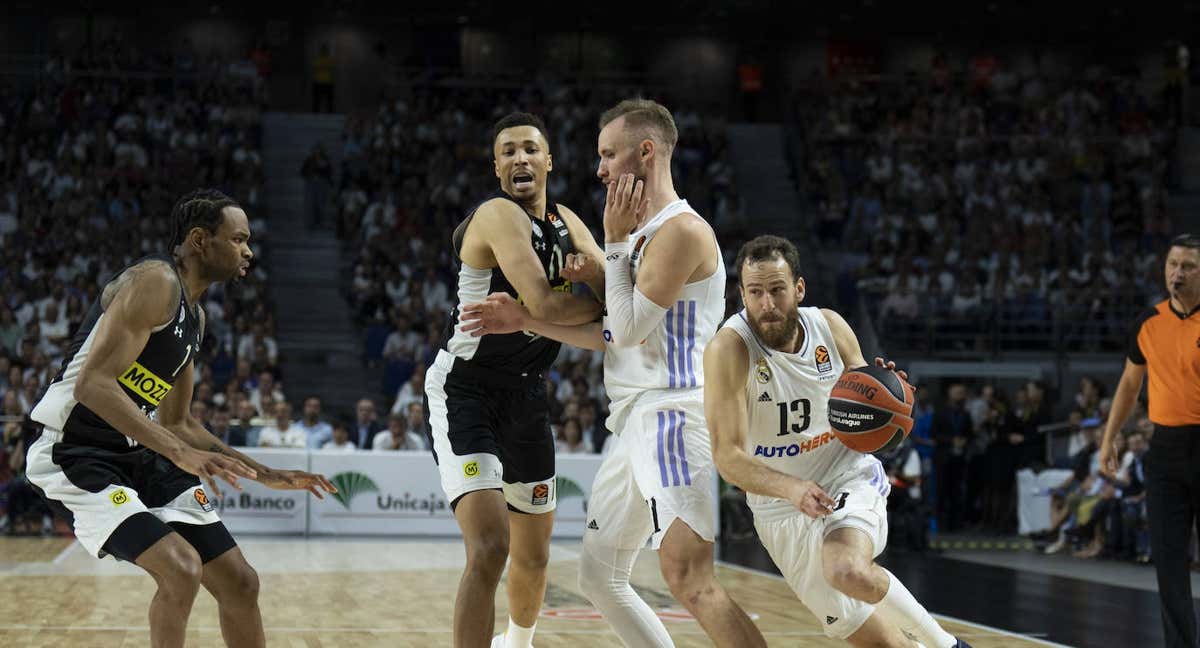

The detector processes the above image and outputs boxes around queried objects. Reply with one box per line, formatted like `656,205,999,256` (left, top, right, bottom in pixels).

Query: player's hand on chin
603,173,649,242
562,252,602,284
789,479,835,519
873,356,909,383
459,292,529,336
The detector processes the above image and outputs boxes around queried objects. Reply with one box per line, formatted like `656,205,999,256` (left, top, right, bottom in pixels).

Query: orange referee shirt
1128,299,1200,426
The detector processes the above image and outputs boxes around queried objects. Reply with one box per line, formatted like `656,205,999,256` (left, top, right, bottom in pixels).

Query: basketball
827,365,915,454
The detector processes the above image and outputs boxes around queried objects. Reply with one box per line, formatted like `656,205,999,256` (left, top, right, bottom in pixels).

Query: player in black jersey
424,112,605,648
26,189,336,648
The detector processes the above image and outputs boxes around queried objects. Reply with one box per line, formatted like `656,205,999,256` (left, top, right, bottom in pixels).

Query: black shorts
26,428,235,563
425,350,556,514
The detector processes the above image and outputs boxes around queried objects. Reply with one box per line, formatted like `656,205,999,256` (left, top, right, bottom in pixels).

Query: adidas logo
587,519,599,531
826,616,838,625
758,392,772,402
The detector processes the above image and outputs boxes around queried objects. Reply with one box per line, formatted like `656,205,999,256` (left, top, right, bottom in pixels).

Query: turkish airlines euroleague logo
194,488,214,512
531,483,551,506
814,345,833,373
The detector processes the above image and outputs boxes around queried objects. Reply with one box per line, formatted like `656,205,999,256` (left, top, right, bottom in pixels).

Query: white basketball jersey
603,199,726,433
722,307,882,520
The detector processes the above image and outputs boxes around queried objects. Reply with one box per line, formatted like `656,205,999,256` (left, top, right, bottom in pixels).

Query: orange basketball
827,365,915,454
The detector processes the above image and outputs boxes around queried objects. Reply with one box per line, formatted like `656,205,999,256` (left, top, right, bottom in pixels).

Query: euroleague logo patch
531,482,551,506
631,235,647,263
194,488,214,512
814,345,833,373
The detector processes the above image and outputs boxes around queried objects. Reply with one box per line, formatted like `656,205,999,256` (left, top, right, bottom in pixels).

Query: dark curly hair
169,189,240,250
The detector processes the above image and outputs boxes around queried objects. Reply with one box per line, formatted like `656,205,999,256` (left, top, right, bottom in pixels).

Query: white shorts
584,390,716,550
753,470,890,640
26,430,222,559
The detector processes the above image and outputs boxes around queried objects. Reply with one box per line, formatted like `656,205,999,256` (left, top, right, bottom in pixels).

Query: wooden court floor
0,536,1062,647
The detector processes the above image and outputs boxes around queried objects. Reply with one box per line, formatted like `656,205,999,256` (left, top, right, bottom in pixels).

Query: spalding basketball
827,365,915,454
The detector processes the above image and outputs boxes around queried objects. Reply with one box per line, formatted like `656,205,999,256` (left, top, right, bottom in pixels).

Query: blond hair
599,98,678,153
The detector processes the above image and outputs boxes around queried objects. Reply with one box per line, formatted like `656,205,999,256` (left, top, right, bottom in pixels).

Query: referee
1102,233,1200,648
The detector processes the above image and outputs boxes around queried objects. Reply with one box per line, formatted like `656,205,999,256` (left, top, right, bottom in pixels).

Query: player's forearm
180,418,274,477
75,379,190,461
526,320,606,351
714,445,801,502
528,292,602,326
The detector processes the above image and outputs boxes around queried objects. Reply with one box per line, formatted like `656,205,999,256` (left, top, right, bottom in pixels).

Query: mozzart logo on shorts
109,489,129,506
329,471,449,516
463,461,479,478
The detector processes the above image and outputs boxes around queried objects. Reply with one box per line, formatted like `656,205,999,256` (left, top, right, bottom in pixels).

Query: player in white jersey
462,99,766,647
705,235,971,648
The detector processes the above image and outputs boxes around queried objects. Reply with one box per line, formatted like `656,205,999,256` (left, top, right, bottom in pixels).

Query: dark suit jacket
353,421,384,449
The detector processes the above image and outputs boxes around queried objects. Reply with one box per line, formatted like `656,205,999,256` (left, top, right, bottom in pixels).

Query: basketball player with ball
705,235,970,648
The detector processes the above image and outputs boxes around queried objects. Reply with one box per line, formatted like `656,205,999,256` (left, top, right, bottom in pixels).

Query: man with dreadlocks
27,189,336,648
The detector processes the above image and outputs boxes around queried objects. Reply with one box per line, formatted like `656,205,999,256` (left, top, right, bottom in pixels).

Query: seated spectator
230,400,261,448
555,417,590,454
390,364,425,416
258,401,306,448
373,412,428,451
321,421,357,452
352,398,382,449
405,400,429,440
578,402,607,454
296,396,334,449
210,406,242,447
249,370,285,415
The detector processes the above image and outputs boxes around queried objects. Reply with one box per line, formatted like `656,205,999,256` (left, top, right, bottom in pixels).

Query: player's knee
218,562,260,604
464,534,510,579
509,543,549,574
154,544,203,595
659,557,711,605
577,545,620,601
822,554,872,597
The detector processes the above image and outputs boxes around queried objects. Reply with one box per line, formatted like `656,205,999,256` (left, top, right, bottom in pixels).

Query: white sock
874,569,957,648
503,617,536,648
578,540,675,647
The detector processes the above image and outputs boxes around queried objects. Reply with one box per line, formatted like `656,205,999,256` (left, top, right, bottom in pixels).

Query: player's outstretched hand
603,173,649,241
873,356,909,383
176,448,257,500
259,469,339,500
459,292,529,336
788,479,835,519
562,252,603,284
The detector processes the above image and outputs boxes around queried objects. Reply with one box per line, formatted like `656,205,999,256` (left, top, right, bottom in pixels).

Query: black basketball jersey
443,192,575,376
30,254,204,452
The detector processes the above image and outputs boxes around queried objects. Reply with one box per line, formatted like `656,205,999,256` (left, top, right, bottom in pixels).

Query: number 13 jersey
721,306,880,520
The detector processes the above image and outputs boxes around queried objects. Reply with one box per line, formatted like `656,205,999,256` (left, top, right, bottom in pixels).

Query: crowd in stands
874,374,1153,564
0,40,274,534
794,65,1177,351
333,83,742,454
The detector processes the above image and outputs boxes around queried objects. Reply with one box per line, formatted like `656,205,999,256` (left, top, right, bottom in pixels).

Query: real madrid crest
755,358,772,384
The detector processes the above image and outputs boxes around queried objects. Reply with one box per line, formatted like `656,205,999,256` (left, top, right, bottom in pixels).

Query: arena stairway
262,112,371,417
727,123,838,306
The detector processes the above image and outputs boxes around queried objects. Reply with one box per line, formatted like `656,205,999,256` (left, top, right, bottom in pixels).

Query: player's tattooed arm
704,329,835,519
467,199,601,325
78,262,257,498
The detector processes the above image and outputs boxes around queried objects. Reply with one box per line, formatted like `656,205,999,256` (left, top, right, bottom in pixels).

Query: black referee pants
1146,425,1200,648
